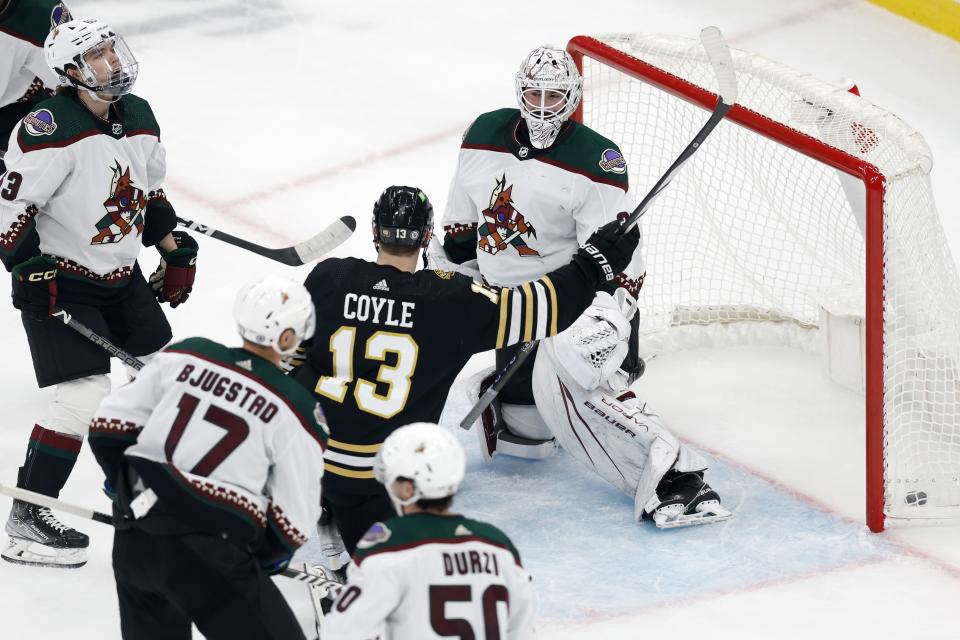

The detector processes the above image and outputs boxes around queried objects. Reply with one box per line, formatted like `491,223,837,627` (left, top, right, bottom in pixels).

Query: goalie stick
460,26,738,431
177,215,356,266
0,483,344,593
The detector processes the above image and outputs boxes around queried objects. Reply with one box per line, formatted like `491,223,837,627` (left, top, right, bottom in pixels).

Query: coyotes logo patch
477,174,539,257
91,162,147,245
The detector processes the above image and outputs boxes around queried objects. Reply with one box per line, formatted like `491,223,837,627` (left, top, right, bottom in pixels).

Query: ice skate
643,471,734,529
2,500,88,568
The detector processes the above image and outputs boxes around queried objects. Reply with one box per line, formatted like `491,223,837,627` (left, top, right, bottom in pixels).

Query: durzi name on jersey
175,364,281,423
343,293,415,328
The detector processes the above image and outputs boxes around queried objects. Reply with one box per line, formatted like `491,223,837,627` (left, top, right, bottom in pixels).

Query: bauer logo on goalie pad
598,149,626,174
356,522,391,549
23,110,57,136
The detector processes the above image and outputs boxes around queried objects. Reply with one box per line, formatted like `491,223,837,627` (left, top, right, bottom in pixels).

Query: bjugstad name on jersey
343,293,415,328
175,365,281,423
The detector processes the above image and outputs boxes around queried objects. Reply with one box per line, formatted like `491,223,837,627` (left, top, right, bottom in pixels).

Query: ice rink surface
1,0,959,638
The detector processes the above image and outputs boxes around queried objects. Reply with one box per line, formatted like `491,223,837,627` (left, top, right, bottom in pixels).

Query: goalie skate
643,471,734,529
2,501,88,568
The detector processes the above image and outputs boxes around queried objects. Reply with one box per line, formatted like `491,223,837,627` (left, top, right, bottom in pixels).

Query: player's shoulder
461,108,519,148
15,93,96,151
353,513,522,566
164,336,232,362
547,120,629,189
305,256,367,290
120,93,161,136
0,1,70,47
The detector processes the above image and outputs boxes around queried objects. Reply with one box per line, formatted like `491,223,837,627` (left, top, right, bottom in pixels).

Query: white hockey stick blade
653,500,735,529
700,26,738,105
294,215,357,263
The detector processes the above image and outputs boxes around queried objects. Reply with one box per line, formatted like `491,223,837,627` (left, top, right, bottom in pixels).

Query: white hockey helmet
375,423,466,506
234,275,316,357
44,17,138,100
515,46,583,149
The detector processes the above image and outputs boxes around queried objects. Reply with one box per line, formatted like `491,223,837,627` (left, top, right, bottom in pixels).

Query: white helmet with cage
515,46,583,149
44,17,138,100
234,275,316,357
374,423,466,506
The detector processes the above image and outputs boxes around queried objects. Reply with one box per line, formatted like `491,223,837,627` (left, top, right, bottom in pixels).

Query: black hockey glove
11,255,58,321
150,231,197,308
576,217,640,285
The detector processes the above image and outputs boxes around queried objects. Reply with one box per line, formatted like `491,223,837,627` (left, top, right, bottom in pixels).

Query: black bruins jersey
296,256,598,495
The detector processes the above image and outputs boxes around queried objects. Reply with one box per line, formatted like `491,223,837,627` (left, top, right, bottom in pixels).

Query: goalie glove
553,292,631,391
576,217,640,285
150,231,197,308
11,255,58,321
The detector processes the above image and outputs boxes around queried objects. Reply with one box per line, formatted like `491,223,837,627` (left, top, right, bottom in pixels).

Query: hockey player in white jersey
531,291,732,527
1,17,197,568
88,276,327,640
323,423,535,640
434,45,645,461
0,0,72,173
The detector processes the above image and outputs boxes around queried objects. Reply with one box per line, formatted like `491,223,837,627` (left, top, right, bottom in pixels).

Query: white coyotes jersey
91,338,328,549
0,93,165,282
0,2,69,108
442,108,642,290
324,513,536,640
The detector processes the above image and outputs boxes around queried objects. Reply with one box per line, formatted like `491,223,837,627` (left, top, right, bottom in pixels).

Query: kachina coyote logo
91,162,147,245
477,174,539,257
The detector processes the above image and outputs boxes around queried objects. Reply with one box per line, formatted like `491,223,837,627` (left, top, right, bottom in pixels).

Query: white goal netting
572,33,960,529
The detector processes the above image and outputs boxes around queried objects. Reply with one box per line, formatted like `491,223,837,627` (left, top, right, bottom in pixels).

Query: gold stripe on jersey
521,283,535,341
541,275,559,336
495,288,510,349
324,462,376,479
327,438,381,453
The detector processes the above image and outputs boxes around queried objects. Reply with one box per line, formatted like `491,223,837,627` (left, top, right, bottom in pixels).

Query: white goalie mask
44,17,138,101
515,46,583,149
234,276,316,357
374,423,466,507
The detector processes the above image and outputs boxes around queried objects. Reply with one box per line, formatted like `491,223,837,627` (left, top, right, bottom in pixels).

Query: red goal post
567,34,960,532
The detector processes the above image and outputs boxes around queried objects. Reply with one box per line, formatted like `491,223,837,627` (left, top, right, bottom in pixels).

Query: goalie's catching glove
150,231,197,308
11,255,58,321
576,217,639,285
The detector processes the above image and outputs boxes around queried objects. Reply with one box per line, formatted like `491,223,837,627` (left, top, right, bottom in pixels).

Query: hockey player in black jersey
295,185,639,555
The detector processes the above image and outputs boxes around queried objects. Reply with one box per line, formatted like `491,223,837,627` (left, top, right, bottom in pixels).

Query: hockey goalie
470,291,734,528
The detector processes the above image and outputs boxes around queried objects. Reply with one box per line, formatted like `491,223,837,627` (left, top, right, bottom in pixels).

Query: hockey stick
51,307,145,371
176,215,357,266
459,26,738,431
0,482,344,592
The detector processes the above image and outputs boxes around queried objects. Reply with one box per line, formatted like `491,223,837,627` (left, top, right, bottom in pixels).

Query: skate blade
653,501,735,529
2,538,87,568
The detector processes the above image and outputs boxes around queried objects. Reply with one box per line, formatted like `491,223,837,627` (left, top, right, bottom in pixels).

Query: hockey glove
577,218,640,285
150,231,197,308
11,255,58,321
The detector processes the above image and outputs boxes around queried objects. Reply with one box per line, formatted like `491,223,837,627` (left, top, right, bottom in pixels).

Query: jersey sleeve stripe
495,288,510,349
533,281,549,339
508,289,523,345
324,462,376,479
541,275,559,336
327,438,381,453
521,283,535,341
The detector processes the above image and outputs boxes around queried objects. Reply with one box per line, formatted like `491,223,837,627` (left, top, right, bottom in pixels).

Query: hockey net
568,33,960,531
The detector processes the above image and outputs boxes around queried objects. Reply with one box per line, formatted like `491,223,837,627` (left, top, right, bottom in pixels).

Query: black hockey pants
112,528,305,640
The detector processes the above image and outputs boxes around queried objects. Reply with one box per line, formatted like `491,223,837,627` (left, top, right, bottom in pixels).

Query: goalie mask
234,276,316,357
45,17,138,101
515,46,583,149
374,423,466,506
372,186,434,250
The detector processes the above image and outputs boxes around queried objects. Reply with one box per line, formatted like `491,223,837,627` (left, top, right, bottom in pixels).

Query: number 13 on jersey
315,327,419,419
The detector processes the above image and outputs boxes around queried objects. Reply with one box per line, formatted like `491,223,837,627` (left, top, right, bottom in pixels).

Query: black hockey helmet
372,186,434,249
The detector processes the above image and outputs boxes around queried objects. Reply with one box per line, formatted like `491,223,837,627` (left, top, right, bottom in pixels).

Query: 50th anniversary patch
24,110,58,136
